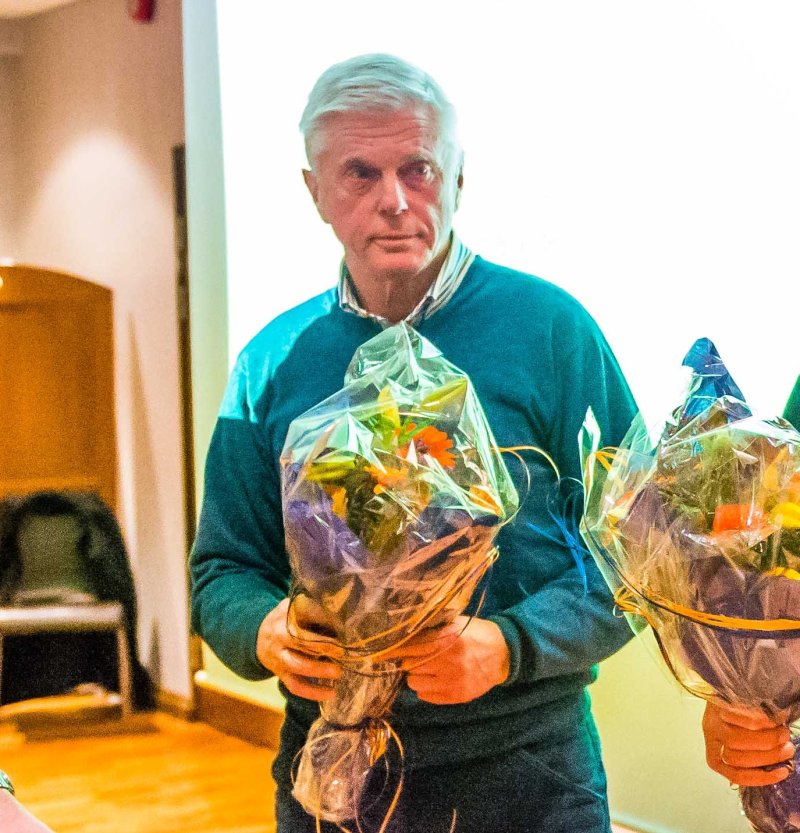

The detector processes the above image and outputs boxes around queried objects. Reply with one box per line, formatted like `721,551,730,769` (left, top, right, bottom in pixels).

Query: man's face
303,106,462,286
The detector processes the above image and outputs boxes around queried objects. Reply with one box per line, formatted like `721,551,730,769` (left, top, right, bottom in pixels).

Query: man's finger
280,648,342,679
290,629,345,659
401,659,443,674
719,726,792,753
406,678,447,698
720,742,796,770
717,707,788,732
715,761,792,788
410,685,466,705
292,594,339,633
282,673,337,702
388,629,460,659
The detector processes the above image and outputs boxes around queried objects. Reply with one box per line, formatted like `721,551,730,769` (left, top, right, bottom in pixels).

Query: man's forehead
315,106,444,157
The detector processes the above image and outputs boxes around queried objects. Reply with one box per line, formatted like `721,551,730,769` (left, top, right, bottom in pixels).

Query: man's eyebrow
339,152,439,169
400,151,442,169
340,157,379,172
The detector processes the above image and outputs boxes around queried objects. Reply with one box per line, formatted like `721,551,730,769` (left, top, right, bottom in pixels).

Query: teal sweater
191,256,637,767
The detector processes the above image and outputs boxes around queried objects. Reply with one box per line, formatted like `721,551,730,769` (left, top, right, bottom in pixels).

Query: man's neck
346,249,449,324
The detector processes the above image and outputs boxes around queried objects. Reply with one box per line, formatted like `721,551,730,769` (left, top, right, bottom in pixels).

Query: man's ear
454,165,464,211
303,168,328,223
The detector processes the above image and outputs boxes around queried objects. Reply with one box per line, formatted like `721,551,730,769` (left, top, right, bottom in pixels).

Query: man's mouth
371,235,422,248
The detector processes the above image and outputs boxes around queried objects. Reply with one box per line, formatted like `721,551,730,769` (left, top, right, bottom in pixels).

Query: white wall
212,3,800,831
182,0,228,513
6,0,190,699
0,58,19,255
217,2,799,423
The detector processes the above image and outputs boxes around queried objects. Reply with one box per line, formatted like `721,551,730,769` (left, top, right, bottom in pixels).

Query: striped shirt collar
337,234,475,327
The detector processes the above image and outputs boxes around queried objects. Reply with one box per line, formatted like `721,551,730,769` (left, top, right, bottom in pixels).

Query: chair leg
116,626,133,719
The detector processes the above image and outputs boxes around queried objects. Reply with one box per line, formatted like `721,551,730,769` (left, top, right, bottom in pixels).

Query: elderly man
191,54,636,832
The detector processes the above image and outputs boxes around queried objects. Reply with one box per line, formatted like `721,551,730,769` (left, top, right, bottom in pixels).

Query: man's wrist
487,614,523,686
495,624,511,685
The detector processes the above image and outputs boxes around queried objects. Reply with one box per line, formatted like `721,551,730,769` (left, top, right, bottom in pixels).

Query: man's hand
702,702,795,787
388,616,510,705
256,597,343,701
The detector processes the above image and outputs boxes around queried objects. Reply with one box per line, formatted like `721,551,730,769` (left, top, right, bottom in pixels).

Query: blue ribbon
528,478,590,594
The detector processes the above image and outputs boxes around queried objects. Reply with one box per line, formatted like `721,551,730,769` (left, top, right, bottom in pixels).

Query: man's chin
366,254,433,282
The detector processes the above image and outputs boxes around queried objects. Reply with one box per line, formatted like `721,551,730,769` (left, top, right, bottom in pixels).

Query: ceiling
0,0,79,17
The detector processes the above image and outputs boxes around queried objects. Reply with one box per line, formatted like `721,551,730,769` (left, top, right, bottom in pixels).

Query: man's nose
377,176,408,216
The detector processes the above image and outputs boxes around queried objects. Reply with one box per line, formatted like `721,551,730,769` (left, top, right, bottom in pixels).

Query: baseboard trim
155,687,195,721
193,677,283,749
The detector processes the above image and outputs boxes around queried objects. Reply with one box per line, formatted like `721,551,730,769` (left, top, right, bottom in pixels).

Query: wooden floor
1,712,278,833
0,709,640,833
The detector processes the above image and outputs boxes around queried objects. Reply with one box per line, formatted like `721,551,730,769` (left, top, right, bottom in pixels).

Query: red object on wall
128,0,155,22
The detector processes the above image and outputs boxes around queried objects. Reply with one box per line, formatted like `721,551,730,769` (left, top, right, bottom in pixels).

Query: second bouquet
280,323,518,826
581,337,800,833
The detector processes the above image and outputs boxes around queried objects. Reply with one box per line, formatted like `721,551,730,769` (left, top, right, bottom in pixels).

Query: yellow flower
769,502,800,529
377,386,401,428
766,566,800,581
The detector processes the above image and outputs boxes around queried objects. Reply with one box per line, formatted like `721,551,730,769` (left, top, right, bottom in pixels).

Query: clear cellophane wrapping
281,323,518,826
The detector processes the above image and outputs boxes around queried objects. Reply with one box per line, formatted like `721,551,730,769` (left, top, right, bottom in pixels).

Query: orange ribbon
614,584,800,633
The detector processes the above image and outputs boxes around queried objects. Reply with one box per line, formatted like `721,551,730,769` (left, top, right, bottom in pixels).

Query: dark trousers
273,711,611,833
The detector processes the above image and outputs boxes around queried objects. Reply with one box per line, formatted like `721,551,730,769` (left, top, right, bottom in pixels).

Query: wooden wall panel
0,265,116,510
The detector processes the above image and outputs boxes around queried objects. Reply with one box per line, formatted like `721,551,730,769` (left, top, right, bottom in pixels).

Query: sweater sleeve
489,303,638,685
784,376,800,430
190,357,290,681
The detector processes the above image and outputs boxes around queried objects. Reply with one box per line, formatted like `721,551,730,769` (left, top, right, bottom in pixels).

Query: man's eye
346,164,377,181
402,162,434,183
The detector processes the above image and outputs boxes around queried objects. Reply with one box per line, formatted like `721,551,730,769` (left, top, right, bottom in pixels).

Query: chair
0,491,152,717
0,602,133,718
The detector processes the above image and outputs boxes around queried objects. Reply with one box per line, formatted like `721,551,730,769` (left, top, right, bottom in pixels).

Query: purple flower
284,498,371,586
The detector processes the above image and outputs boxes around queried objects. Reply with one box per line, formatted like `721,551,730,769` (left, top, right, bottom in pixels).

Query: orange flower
330,487,348,518
711,504,766,534
365,464,409,494
411,426,456,468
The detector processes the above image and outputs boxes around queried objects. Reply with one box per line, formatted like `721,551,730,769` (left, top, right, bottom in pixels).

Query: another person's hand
702,702,795,787
256,597,343,701
0,790,55,833
388,615,510,705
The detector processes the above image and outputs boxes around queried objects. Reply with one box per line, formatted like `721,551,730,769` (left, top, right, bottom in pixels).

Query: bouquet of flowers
581,337,800,833
281,323,518,826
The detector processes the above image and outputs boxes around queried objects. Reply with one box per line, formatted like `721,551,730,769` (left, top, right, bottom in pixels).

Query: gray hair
300,53,462,174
